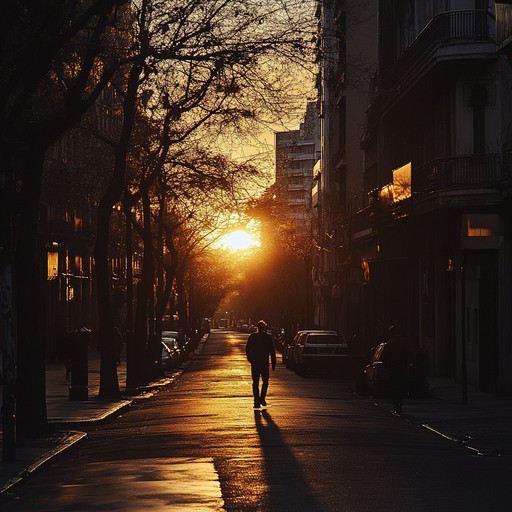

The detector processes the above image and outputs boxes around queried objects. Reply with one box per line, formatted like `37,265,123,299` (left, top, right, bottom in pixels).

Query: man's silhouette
246,320,276,408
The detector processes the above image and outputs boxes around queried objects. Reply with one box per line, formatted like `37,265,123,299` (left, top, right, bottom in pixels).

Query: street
2,330,511,511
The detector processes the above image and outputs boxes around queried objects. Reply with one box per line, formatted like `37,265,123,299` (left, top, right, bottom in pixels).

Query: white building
275,101,320,224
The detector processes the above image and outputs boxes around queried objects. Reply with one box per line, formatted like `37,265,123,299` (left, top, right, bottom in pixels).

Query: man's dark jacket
246,331,276,369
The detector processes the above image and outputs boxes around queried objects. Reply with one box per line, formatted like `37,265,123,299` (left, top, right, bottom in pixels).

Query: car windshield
307,334,341,345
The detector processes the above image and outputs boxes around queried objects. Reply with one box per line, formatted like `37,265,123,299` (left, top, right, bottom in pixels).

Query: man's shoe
260,399,267,407
253,402,260,409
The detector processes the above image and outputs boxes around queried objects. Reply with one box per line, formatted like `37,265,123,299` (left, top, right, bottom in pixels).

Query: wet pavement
1,331,512,503
369,377,512,458
0,341,185,497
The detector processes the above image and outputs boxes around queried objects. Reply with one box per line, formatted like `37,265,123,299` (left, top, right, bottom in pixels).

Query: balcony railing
353,204,376,235
384,10,495,90
413,154,501,193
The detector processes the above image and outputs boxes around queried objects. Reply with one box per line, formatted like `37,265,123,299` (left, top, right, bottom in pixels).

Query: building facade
275,101,320,224
42,86,126,361
314,0,378,334
316,0,512,393
274,102,320,329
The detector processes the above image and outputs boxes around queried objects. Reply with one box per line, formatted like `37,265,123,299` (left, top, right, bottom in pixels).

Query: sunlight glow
218,229,260,251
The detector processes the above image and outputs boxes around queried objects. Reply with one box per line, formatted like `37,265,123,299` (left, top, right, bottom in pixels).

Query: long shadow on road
254,408,324,512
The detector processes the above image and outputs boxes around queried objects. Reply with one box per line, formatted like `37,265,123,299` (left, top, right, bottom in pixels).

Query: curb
0,431,87,497
48,399,134,428
0,334,211,498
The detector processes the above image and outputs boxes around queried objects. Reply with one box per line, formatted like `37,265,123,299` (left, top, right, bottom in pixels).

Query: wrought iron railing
383,10,495,89
413,154,501,193
353,204,376,234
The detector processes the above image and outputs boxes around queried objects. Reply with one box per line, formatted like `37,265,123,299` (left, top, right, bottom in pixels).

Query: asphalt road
2,330,511,511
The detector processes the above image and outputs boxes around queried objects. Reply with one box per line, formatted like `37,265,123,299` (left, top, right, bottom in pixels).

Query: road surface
2,330,510,511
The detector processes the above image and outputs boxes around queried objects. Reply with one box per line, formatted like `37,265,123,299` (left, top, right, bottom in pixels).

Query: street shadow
254,409,324,511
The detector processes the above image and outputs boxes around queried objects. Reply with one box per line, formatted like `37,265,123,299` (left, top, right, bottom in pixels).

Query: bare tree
0,1,131,436
104,0,316,390
1,0,316,434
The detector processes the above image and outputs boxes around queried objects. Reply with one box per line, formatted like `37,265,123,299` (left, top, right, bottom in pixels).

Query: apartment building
314,0,378,332
275,101,320,224
350,0,512,393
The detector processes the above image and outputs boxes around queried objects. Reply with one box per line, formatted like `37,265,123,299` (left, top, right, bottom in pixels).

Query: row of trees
217,182,315,336
0,0,315,451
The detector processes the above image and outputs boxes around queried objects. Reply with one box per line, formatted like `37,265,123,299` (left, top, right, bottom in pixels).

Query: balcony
353,204,377,239
413,154,501,193
383,10,496,91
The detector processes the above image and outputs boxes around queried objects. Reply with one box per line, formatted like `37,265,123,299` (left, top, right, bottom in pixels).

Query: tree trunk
154,195,165,375
124,198,136,390
140,193,158,380
95,199,121,399
95,62,141,397
176,267,189,332
15,143,48,436
1,149,17,456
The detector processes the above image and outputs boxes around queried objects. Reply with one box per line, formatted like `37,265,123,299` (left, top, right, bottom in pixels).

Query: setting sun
218,229,260,251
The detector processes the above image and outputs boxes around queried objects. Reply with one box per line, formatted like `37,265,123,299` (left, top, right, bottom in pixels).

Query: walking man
246,320,276,409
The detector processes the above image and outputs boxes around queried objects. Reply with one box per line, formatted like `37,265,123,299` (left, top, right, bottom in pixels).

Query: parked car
285,329,347,374
293,330,348,376
161,332,182,369
360,342,429,397
273,331,290,364
163,330,188,357
285,330,333,370
161,341,176,370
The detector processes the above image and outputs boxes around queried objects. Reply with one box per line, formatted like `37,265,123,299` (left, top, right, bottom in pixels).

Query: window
464,214,499,237
74,255,83,273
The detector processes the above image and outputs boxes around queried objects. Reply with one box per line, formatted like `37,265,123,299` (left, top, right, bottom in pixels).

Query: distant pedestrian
383,325,408,414
246,320,276,409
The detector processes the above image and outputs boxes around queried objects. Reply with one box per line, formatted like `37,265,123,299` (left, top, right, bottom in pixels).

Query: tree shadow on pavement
254,409,324,511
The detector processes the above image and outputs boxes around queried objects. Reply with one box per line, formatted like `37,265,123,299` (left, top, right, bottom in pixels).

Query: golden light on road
218,229,260,251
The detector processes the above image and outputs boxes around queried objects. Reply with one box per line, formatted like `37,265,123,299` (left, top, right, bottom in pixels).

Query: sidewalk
0,343,188,498
2,346,511,498
373,377,512,457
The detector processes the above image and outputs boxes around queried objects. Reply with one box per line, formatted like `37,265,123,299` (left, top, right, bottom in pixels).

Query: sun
219,229,260,251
